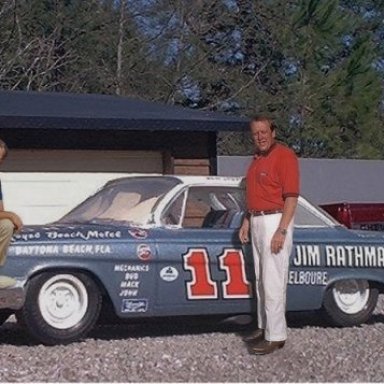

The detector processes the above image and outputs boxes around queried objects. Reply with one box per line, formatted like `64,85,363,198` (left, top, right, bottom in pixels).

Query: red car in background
320,202,384,231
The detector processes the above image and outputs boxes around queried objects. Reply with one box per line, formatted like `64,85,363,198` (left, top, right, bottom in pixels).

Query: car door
287,200,342,311
153,185,255,317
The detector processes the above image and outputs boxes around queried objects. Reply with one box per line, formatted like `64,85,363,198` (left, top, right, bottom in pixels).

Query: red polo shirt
246,142,299,211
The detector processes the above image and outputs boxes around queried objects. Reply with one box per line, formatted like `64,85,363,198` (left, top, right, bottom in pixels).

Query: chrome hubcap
38,274,88,329
332,279,369,314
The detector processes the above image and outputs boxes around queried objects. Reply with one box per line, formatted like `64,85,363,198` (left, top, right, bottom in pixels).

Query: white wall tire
38,274,89,330
323,279,378,327
20,272,102,345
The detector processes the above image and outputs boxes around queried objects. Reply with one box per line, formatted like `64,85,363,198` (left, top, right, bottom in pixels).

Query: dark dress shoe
247,339,285,355
242,328,264,342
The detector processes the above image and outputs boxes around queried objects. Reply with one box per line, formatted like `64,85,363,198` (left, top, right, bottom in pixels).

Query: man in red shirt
239,115,299,355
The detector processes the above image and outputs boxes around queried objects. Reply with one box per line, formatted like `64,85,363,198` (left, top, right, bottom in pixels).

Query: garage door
1,172,148,224
1,149,163,173
0,150,164,224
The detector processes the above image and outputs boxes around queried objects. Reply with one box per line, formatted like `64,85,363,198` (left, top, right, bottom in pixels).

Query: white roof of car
108,173,243,187
174,175,243,186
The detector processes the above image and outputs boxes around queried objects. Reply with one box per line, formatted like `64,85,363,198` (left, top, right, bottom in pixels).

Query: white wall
218,156,384,205
0,149,164,224
1,172,133,224
4,156,384,224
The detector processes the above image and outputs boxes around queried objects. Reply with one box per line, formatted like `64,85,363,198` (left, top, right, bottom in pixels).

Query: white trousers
250,213,293,341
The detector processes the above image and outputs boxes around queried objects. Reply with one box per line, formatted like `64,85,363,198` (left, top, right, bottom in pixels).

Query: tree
283,0,383,158
219,0,384,158
0,0,383,159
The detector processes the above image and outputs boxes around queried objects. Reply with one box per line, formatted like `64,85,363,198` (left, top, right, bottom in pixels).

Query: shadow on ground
0,315,250,346
0,310,383,346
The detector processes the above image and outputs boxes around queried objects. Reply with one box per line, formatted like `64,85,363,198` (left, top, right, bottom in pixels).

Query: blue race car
1,175,383,344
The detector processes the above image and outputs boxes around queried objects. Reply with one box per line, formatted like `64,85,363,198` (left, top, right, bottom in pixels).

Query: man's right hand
239,217,250,244
9,212,23,232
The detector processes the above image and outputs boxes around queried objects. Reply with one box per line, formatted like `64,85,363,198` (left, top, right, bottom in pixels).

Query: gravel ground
0,295,383,383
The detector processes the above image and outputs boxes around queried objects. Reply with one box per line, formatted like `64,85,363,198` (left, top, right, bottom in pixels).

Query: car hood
11,223,152,244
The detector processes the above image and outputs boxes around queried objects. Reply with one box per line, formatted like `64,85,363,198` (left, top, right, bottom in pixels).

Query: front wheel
323,279,378,327
19,272,102,345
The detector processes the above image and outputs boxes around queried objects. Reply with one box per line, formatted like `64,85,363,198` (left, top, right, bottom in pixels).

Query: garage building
0,91,248,224
0,90,247,175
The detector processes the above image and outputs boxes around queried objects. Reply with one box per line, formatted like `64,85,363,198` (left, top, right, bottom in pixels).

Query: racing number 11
183,248,252,299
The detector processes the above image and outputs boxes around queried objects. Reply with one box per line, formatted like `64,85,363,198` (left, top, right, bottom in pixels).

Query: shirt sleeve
278,150,300,198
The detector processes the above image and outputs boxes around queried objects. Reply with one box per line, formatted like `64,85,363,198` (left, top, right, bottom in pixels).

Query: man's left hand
271,230,286,254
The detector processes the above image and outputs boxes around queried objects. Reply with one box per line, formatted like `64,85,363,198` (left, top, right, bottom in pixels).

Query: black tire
14,309,26,327
19,272,102,345
323,279,378,327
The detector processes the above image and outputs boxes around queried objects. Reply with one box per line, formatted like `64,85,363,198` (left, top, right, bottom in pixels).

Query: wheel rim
332,279,370,314
38,274,88,329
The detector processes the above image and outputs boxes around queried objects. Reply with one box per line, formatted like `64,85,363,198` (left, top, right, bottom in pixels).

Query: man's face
250,120,275,153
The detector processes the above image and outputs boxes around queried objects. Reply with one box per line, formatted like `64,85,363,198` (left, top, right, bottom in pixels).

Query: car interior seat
202,210,228,228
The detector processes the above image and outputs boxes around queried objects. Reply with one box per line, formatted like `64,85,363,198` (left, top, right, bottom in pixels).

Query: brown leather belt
249,209,283,216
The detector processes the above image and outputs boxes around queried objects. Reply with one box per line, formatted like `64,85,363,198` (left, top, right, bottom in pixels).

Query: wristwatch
278,227,287,235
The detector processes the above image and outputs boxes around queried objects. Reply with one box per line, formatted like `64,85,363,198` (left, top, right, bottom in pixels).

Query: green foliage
273,0,383,158
0,0,383,159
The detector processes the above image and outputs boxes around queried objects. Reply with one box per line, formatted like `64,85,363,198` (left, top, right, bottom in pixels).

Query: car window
172,186,244,229
161,191,186,226
295,200,332,227
59,177,180,226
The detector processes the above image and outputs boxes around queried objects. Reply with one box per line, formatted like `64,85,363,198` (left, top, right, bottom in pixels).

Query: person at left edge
0,139,23,288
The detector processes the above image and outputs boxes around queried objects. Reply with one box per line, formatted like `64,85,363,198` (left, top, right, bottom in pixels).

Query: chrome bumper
0,282,25,310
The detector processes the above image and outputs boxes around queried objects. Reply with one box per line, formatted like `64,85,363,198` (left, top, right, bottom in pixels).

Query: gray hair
250,114,277,132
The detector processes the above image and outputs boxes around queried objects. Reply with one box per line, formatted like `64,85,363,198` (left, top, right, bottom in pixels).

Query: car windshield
58,177,181,226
